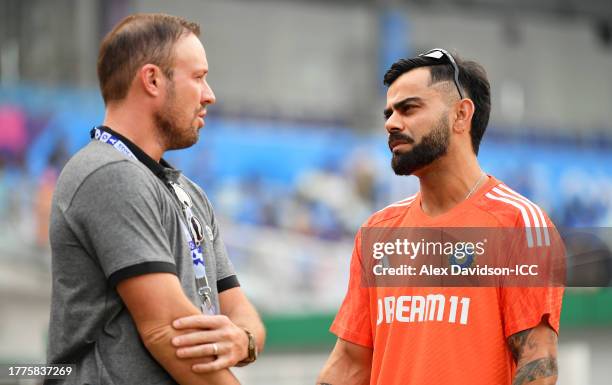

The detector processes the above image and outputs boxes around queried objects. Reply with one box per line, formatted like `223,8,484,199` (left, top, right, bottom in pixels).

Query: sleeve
211,212,239,293
330,228,373,348
65,162,177,286
194,184,239,293
501,211,565,338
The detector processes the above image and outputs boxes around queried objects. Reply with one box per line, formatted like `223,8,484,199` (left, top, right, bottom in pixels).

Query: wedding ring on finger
212,343,218,355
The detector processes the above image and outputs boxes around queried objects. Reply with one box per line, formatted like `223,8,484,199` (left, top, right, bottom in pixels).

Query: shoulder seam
367,194,417,226
375,194,418,214
469,180,511,227
484,184,551,247
471,202,508,228
368,211,404,227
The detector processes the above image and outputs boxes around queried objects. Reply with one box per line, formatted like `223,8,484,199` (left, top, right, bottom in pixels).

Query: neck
416,154,484,217
103,102,165,162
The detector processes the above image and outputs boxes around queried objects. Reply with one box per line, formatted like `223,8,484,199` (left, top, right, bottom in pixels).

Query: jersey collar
91,125,174,181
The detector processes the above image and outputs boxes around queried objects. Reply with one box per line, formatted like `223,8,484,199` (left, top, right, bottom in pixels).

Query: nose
201,80,216,106
384,110,402,134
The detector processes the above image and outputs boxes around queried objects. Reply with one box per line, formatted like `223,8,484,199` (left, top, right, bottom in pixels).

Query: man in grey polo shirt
46,13,264,384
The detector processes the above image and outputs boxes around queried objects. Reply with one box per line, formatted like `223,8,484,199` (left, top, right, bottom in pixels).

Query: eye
401,104,418,115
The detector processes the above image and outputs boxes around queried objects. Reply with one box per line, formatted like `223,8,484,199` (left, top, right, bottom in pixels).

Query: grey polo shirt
46,128,239,384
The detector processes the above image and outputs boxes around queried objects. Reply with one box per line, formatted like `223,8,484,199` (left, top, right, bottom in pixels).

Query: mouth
388,137,414,153
195,109,207,128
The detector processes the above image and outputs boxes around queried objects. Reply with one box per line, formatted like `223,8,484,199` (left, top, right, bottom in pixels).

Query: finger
178,342,228,359
173,314,229,330
177,343,219,359
172,330,221,347
192,355,233,373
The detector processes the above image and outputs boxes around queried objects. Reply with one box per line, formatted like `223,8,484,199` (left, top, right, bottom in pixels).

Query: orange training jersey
330,176,564,385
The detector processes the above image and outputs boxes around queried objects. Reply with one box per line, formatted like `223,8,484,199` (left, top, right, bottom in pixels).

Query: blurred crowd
2,96,612,251
1,90,612,296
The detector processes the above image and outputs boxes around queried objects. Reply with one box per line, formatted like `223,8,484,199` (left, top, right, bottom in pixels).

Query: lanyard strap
169,181,215,314
92,127,215,314
92,127,138,160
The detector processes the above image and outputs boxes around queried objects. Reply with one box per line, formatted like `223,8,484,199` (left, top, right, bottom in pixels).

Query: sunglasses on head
419,48,465,100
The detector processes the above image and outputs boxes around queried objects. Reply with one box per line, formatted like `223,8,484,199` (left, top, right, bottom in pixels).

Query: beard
154,80,202,151
390,114,450,175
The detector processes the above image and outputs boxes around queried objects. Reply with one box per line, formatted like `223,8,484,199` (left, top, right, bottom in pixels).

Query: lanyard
168,180,216,314
92,127,137,161
91,127,216,314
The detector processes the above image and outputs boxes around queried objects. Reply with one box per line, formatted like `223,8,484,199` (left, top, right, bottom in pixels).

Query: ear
452,98,475,134
138,64,165,97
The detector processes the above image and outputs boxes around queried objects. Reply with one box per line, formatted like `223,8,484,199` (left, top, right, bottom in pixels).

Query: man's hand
172,314,249,372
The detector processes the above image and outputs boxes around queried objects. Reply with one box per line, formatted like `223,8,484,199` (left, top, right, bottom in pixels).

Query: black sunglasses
419,48,465,100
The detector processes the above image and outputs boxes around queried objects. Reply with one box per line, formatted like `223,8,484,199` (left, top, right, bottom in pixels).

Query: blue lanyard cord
92,127,138,161
92,127,216,314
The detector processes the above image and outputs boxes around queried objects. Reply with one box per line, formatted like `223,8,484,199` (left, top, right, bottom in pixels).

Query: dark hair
383,53,491,155
97,13,200,105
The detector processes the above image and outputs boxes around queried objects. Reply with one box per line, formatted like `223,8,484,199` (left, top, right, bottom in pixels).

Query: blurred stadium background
1,0,612,384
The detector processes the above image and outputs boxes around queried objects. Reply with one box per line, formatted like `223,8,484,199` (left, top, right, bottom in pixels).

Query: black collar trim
91,125,173,181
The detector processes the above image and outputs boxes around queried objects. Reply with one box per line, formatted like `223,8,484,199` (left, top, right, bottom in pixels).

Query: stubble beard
391,114,451,176
155,80,200,151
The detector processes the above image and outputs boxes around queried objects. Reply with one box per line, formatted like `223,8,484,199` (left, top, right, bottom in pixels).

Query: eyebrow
383,97,423,118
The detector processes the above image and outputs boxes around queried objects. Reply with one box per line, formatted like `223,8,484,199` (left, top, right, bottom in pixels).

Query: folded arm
172,286,266,372
219,287,265,355
117,272,239,385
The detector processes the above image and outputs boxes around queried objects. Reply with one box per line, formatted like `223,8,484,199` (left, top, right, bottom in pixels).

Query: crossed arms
117,272,265,385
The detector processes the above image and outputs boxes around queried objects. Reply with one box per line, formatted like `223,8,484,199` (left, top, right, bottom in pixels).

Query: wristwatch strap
236,328,257,366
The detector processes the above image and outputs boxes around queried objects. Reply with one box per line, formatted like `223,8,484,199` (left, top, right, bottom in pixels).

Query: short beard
154,80,200,151
391,115,450,175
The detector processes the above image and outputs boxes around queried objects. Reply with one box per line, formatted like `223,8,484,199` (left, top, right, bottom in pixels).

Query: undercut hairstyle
97,13,200,105
383,53,491,155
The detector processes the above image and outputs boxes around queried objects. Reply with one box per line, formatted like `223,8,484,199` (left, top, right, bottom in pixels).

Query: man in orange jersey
317,49,563,385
